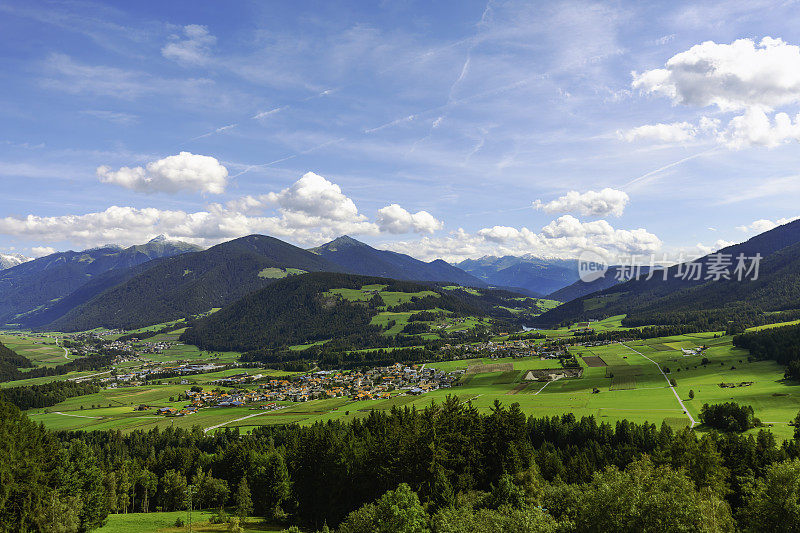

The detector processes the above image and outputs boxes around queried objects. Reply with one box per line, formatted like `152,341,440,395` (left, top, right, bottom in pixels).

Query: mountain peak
0,252,31,270
314,235,369,252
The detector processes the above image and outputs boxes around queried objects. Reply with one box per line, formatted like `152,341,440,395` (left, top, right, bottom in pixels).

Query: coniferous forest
4,395,800,532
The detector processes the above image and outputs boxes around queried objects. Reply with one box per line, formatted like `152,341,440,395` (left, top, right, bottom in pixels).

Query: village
143,363,462,417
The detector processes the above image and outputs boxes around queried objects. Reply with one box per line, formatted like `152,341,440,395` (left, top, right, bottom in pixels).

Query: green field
746,319,800,332
12,323,800,442
0,332,70,367
97,510,289,532
258,267,306,279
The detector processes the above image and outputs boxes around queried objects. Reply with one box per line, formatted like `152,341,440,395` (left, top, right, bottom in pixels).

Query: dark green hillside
15,258,164,329
46,235,345,332
547,265,636,303
0,341,33,380
180,272,386,352
535,219,800,329
181,272,548,353
0,236,199,326
311,235,485,287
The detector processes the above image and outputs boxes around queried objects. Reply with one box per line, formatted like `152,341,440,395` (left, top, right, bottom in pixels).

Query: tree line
6,395,800,531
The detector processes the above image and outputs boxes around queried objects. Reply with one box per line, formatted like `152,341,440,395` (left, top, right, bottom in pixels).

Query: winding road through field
203,410,284,433
621,343,697,428
56,338,71,360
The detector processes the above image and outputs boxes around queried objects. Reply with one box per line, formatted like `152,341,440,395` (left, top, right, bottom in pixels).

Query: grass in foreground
97,511,289,532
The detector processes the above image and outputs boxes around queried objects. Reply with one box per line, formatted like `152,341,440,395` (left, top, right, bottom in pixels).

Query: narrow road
534,380,551,395
67,370,112,382
55,338,71,360
52,411,101,419
621,343,697,427
203,410,276,433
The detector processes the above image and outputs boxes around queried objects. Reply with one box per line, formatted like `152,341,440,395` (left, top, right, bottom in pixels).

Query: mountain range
311,235,485,287
0,253,29,270
3,234,525,332
455,255,579,296
0,236,200,327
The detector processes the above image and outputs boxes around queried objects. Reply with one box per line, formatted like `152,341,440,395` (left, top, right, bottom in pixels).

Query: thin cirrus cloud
533,188,630,218
96,151,229,194
161,24,216,65
624,37,800,149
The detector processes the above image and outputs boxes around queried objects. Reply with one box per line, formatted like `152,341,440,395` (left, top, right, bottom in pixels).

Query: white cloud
376,204,443,234
722,107,800,148
382,215,661,262
633,37,800,112
265,172,363,222
673,239,737,260
162,24,216,65
0,172,448,249
630,37,800,149
619,122,696,143
736,216,800,233
30,246,56,258
533,188,629,217
97,152,228,194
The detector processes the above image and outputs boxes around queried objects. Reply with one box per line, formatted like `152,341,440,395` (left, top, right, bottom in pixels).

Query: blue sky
1,0,799,262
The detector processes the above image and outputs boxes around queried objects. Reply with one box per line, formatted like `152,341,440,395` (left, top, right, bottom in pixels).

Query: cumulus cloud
736,216,800,233
97,152,228,194
376,204,443,234
533,188,629,217
162,24,216,65
629,37,800,149
633,37,800,111
265,172,363,222
722,107,800,148
0,172,444,249
382,215,662,263
30,246,56,258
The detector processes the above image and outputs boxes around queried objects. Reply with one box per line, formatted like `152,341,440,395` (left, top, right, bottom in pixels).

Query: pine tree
235,478,253,522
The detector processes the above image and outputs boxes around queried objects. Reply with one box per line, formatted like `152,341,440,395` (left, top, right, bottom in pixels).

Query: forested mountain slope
180,272,540,352
0,236,199,326
46,235,345,332
534,219,800,328
311,236,485,287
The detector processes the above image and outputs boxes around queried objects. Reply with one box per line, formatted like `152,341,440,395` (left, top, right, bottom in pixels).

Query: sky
1,0,800,263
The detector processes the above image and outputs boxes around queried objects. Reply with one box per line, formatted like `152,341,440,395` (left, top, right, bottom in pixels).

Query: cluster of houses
104,363,227,388
433,317,470,330
441,339,563,359
143,363,461,417
257,363,460,402
681,346,707,356
145,387,278,417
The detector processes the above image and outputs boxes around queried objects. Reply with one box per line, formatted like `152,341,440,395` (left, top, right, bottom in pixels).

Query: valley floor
13,329,800,442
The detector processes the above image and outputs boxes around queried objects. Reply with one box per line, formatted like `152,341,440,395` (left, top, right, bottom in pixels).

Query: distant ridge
310,235,486,287
456,255,579,295
534,219,800,328
0,238,201,326
45,234,346,332
0,253,30,270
